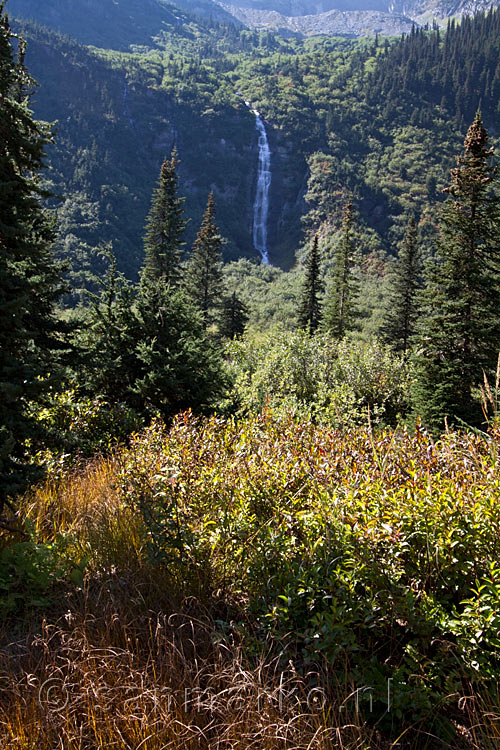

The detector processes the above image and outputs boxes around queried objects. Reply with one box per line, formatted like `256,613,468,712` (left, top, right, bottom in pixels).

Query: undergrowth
1,412,500,748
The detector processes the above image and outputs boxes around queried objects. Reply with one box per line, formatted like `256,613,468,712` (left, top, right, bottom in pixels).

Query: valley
2,4,500,748
9,1,500,293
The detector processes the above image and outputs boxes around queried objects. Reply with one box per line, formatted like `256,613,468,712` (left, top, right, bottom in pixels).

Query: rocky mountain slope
8,0,500,42
217,0,500,34
220,4,416,35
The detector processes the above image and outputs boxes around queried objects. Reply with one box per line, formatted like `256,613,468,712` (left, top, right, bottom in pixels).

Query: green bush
0,522,78,616
27,387,143,474
225,328,411,426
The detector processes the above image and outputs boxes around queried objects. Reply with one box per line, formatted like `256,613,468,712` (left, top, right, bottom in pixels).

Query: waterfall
251,109,271,265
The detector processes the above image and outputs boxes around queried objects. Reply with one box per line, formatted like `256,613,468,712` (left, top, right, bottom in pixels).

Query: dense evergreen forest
3,1,500,747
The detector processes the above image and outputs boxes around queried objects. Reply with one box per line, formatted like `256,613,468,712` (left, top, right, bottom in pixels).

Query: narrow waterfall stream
249,106,271,264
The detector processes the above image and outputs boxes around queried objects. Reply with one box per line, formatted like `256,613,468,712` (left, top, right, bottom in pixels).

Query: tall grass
1,412,499,748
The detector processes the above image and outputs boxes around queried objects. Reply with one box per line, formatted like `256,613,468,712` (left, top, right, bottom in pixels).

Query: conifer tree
0,4,64,509
82,247,226,420
220,292,249,339
133,280,226,416
299,234,321,334
82,246,138,403
186,193,224,329
323,203,358,339
414,112,500,429
142,150,186,287
381,214,422,353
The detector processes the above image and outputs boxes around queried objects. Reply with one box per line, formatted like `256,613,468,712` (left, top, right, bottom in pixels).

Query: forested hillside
10,4,500,289
4,4,500,748
7,0,237,49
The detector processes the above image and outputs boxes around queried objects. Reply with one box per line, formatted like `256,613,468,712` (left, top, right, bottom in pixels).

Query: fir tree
299,234,321,334
381,214,422,353
186,192,224,329
81,246,139,403
142,150,186,288
414,111,500,429
323,203,357,339
133,280,226,416
220,292,249,339
0,5,65,510
82,248,226,420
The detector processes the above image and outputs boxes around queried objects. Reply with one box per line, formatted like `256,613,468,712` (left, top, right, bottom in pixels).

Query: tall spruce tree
82,247,227,420
220,292,249,339
186,192,224,329
299,234,321,334
381,213,422,353
323,203,357,339
141,150,186,288
82,171,227,420
0,4,64,509
414,111,500,429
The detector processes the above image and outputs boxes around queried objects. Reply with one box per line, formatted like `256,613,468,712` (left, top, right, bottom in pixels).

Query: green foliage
11,7,500,281
0,6,65,509
185,192,224,329
225,328,410,426
78,246,140,404
298,234,321,333
142,151,187,288
322,202,358,339
0,522,75,616
414,112,500,430
133,280,228,416
109,412,500,741
381,212,422,353
220,291,249,339
79,270,228,421
223,258,303,331
27,387,143,474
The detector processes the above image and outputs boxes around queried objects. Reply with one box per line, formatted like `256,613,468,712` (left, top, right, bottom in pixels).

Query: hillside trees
299,234,321,334
81,173,227,420
322,203,358,340
0,4,65,509
414,112,500,429
381,213,422,353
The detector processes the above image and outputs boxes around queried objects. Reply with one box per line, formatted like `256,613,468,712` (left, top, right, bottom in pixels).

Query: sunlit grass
1,412,499,748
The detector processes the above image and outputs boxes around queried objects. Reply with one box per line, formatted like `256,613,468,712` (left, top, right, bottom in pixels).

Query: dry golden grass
0,451,381,749
0,588,383,749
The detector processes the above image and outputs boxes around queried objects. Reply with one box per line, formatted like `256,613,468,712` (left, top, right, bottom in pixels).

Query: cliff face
390,0,498,17
225,0,390,11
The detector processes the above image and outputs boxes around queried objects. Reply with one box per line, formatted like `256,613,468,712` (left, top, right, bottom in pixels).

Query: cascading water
251,108,271,265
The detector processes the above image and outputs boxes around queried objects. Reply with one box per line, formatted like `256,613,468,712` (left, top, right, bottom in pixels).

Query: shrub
26,386,143,474
225,327,411,426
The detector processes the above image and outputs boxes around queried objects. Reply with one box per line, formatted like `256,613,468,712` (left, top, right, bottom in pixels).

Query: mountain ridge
7,0,500,43
5,0,237,50
216,0,500,34
219,4,417,35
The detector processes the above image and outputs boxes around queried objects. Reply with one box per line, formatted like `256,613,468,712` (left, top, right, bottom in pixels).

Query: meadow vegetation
2,411,500,748
3,5,500,747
